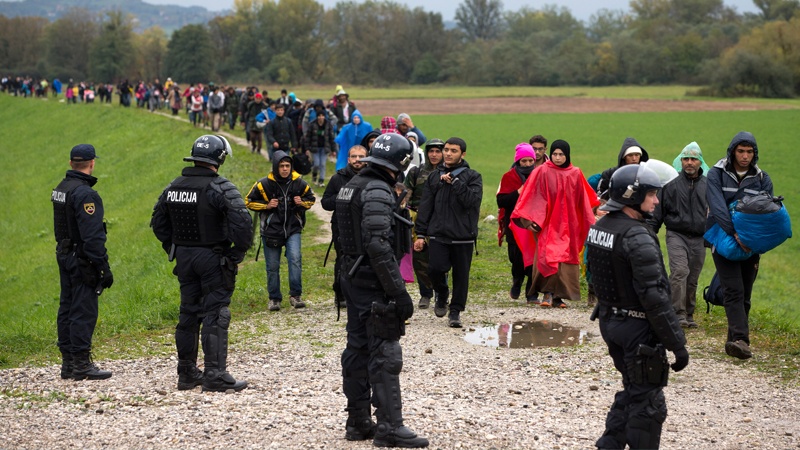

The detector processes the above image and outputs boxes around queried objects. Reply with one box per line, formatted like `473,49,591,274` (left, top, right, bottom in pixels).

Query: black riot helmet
184,135,233,167
425,138,445,151
601,163,662,212
362,133,414,174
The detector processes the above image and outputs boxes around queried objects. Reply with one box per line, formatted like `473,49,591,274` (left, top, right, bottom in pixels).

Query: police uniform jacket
245,153,315,240
52,170,109,269
321,165,358,229
414,160,482,243
649,169,708,236
151,166,253,263
706,131,773,237
586,211,686,352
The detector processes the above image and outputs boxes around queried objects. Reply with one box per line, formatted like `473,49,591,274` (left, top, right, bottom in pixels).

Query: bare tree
455,0,505,41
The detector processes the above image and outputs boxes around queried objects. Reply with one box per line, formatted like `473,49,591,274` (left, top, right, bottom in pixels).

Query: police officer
585,164,690,449
52,144,113,381
336,134,429,448
151,135,253,392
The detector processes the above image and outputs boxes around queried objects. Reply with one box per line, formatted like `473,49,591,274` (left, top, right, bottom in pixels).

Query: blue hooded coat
334,110,373,170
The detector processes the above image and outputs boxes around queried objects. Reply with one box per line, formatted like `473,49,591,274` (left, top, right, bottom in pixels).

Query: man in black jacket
52,144,113,381
648,142,708,328
151,135,253,392
587,164,689,449
596,137,649,201
321,145,368,309
266,103,298,161
413,137,482,328
245,151,315,311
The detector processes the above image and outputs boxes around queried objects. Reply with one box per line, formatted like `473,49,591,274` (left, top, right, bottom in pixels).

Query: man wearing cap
648,142,709,328
395,113,427,146
596,137,649,201
52,144,114,381
404,138,445,309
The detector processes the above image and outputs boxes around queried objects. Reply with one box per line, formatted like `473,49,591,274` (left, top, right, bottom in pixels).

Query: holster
626,343,669,386
220,256,238,291
369,301,402,341
77,257,99,287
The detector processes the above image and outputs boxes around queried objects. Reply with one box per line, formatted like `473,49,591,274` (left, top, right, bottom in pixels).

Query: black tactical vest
335,177,366,256
585,214,640,308
165,175,225,246
52,177,86,243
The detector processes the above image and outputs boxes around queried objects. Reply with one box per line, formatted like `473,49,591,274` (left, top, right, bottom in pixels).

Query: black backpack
703,272,724,313
292,152,312,175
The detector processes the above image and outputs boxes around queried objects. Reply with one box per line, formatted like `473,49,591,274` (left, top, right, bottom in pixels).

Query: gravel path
2,302,798,449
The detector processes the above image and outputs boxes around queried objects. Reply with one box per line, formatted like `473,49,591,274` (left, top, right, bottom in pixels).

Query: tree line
1,0,799,97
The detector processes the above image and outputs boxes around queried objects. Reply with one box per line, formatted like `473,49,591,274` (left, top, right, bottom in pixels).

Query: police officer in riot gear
336,133,429,448
52,144,113,381
151,135,253,392
586,163,690,449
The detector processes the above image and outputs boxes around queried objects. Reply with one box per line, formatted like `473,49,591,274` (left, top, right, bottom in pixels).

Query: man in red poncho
511,139,599,308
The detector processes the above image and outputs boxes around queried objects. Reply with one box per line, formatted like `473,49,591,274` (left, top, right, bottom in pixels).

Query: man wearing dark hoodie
706,131,773,360
414,137,483,328
245,151,315,312
596,137,649,201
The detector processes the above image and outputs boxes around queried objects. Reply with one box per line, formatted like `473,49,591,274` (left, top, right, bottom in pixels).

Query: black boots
202,369,247,392
72,351,112,380
177,360,204,390
372,377,428,447
345,402,376,441
60,351,73,380
201,313,247,392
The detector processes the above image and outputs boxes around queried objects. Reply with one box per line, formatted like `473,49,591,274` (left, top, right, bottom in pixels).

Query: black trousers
56,252,99,353
428,239,474,312
506,230,533,294
712,251,759,344
173,247,232,361
340,274,402,412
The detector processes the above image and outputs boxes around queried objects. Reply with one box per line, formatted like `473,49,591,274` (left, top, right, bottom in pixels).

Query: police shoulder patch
83,203,96,215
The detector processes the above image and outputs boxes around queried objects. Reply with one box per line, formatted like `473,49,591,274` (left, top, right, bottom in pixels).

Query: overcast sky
139,0,760,22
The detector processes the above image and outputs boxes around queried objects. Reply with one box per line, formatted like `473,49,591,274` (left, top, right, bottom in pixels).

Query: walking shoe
553,298,568,308
687,315,699,328
526,295,540,305
268,299,281,311
289,296,306,309
433,300,448,318
418,297,431,309
540,293,553,308
725,340,753,360
509,279,522,300
448,310,462,328
679,319,690,328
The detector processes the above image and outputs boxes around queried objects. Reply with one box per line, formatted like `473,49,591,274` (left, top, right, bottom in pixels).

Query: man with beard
322,145,368,310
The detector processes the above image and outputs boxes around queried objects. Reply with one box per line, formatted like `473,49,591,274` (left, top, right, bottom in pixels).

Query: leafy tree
754,0,800,21
88,11,135,83
165,24,215,84
133,26,168,82
410,53,441,84
0,16,48,75
44,8,98,80
265,51,303,84
455,0,505,41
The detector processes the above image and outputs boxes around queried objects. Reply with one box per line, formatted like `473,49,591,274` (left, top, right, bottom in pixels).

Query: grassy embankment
1,90,798,380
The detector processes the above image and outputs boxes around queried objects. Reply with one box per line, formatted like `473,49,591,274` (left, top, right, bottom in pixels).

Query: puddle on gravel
464,320,593,348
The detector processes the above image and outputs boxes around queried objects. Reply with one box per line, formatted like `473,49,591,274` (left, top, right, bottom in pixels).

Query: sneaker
433,300,448,318
526,295,540,305
418,296,431,309
553,298,568,308
448,310,462,328
509,280,522,300
289,295,306,309
679,319,690,328
725,340,753,360
540,293,553,308
269,299,281,311
318,181,325,187
687,316,699,328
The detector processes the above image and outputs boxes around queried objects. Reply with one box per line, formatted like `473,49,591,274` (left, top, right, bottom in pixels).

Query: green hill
0,0,221,33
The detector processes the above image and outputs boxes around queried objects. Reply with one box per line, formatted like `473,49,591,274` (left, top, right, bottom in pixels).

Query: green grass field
1,92,798,374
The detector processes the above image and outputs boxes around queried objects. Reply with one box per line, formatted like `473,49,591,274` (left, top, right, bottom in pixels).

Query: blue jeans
312,148,327,182
263,233,302,300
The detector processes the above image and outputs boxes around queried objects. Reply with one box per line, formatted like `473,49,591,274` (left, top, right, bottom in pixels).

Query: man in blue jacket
706,131,773,359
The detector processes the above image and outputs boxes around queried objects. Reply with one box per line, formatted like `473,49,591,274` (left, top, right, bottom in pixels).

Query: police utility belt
602,306,647,320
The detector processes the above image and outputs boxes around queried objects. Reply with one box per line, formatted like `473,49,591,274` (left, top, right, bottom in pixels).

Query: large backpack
702,272,724,313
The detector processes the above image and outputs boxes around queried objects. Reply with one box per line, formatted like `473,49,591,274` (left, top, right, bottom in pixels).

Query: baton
323,239,333,267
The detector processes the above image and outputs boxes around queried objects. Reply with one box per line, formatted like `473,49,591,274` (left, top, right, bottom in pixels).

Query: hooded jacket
245,151,315,239
706,131,773,237
596,137,650,200
415,159,483,243
334,110,373,170
649,168,708,236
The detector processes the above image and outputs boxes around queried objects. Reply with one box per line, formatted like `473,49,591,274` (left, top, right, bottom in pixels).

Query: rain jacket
334,110,373,170
596,137,649,200
511,161,598,277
